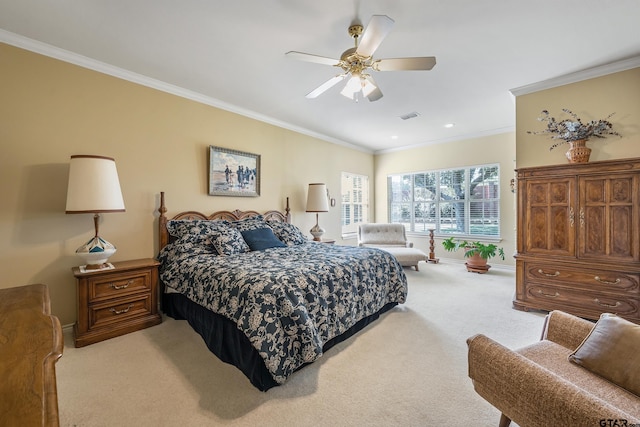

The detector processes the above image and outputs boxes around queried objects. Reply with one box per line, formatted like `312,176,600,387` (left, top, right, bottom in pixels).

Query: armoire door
578,174,639,262
524,178,576,257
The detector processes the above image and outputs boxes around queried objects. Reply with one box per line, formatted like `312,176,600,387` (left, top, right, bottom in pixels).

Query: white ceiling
1,0,639,153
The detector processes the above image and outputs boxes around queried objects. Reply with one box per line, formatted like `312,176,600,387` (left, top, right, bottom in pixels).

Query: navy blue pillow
241,227,287,251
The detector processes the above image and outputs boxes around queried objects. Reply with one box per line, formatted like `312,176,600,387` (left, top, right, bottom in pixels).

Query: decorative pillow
210,226,250,255
568,313,640,396
231,215,268,232
267,221,308,246
166,220,232,252
167,220,229,239
241,227,287,251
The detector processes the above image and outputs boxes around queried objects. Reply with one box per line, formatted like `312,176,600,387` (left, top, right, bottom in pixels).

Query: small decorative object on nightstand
72,258,162,347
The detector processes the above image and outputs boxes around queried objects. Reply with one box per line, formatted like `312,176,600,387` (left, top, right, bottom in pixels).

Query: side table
73,258,162,347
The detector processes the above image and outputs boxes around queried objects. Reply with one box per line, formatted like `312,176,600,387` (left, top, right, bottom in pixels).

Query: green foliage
441,237,505,260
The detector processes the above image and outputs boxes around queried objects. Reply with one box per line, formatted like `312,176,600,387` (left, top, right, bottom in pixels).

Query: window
388,164,500,238
341,172,370,236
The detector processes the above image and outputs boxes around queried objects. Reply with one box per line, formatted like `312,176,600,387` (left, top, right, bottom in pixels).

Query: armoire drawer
524,262,640,294
525,284,639,319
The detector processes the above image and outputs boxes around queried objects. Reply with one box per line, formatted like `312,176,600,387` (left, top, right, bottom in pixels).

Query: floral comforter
158,242,408,384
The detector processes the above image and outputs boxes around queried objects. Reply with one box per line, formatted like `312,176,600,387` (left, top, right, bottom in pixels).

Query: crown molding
0,29,372,154
510,56,640,96
375,127,515,155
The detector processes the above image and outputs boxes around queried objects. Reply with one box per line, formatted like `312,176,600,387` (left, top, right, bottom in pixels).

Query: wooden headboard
158,191,291,250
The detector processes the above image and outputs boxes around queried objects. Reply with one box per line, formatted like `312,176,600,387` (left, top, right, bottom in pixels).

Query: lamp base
76,236,116,268
310,224,325,242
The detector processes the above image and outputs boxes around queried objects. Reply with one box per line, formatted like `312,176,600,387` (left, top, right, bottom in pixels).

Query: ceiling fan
286,15,436,102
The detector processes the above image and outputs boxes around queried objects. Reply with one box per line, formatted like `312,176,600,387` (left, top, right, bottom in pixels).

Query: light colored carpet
56,260,546,426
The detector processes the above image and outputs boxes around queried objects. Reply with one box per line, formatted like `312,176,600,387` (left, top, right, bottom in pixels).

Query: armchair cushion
568,313,640,397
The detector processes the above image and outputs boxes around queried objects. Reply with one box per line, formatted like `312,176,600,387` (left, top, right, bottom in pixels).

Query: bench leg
498,413,511,427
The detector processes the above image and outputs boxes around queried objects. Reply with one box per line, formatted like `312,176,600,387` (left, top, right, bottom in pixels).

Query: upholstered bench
358,223,428,271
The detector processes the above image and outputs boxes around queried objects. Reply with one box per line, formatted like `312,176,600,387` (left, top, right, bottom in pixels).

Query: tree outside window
388,165,500,238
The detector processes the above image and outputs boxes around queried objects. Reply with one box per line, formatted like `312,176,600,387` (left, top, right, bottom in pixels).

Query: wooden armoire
514,157,640,324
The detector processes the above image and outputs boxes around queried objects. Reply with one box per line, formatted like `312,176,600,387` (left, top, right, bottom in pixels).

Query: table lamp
305,183,330,241
65,155,125,269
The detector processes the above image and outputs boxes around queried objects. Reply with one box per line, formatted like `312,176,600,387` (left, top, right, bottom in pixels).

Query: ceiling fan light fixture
340,74,361,98
361,76,377,97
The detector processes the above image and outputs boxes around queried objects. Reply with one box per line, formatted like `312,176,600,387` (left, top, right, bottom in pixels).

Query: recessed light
444,123,455,128
391,135,399,140
399,112,420,120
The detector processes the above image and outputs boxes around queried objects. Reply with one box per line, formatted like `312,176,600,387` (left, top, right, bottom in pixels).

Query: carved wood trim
158,192,291,251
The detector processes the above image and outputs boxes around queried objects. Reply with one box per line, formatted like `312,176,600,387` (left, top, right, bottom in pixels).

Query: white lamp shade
66,155,125,213
306,183,329,212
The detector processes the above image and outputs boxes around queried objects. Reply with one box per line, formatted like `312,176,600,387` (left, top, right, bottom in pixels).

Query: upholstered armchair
467,311,640,427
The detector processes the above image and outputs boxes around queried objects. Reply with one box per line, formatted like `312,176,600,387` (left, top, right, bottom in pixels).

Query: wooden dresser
514,157,640,324
0,284,63,426
73,258,162,347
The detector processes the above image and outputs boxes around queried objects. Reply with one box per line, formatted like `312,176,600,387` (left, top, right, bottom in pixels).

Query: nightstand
72,258,162,347
320,239,336,244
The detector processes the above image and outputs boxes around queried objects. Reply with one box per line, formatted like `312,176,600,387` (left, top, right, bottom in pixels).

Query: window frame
387,163,501,240
341,172,370,238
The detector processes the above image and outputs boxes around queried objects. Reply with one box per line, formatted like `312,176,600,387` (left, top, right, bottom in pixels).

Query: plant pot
565,139,591,163
465,253,491,274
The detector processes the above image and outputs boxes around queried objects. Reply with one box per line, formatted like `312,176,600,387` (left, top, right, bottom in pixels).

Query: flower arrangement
527,109,622,151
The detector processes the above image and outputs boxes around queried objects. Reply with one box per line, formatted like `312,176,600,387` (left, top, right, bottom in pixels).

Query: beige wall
0,43,373,325
2,40,638,326
374,133,517,265
516,67,640,167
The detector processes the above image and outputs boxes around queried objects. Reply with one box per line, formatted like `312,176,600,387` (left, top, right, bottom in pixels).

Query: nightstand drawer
89,294,153,330
89,270,152,301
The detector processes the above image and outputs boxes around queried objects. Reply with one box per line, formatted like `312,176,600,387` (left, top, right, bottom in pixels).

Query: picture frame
208,145,260,197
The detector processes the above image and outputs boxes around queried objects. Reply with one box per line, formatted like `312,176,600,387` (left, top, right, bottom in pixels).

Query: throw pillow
568,313,640,396
166,220,232,252
231,215,268,232
267,221,308,246
210,226,250,255
241,227,287,251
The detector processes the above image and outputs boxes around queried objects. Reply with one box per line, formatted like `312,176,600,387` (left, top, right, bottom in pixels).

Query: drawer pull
537,290,560,298
594,276,621,286
594,299,621,309
537,269,560,277
569,207,575,227
109,304,133,315
110,280,133,290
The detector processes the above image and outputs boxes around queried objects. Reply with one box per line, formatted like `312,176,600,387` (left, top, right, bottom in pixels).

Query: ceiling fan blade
364,76,383,102
305,74,347,98
374,57,437,71
356,15,394,58
285,51,339,66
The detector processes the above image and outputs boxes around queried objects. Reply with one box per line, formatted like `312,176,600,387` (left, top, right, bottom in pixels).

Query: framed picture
208,145,260,197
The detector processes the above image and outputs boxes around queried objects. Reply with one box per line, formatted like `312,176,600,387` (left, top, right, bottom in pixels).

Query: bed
156,192,408,391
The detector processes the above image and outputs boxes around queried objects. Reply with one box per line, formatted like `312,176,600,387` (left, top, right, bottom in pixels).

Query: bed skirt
162,292,397,391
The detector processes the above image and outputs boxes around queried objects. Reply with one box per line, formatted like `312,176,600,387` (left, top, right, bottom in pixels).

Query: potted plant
442,237,505,274
527,109,622,163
